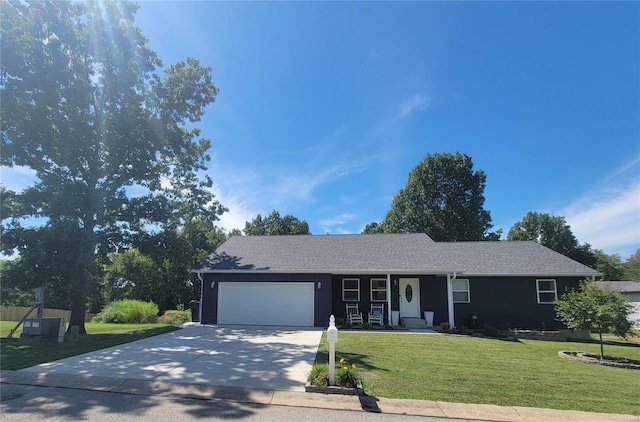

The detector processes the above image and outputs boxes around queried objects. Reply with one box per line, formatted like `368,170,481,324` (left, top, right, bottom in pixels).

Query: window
342,278,360,301
452,279,470,303
370,278,387,301
536,279,557,304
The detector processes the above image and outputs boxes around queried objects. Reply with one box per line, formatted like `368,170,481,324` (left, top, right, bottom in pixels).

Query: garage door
217,282,315,326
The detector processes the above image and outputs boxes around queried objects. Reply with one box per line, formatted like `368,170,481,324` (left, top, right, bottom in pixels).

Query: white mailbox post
327,315,339,386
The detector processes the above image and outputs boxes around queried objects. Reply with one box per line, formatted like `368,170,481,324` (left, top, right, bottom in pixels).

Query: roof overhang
193,268,466,275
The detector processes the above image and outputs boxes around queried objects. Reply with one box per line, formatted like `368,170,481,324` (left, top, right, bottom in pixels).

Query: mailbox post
327,315,339,386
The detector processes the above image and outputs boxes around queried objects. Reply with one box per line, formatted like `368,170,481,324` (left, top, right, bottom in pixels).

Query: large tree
1,1,224,332
243,210,310,236
380,152,496,241
506,212,595,266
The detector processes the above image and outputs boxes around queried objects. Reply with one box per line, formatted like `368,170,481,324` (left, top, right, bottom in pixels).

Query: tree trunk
598,331,604,360
68,290,87,334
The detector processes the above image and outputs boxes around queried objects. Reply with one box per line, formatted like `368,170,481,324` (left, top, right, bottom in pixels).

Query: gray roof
194,233,601,277
598,281,640,293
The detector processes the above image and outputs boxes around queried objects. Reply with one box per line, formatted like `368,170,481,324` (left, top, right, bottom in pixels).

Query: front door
399,278,420,318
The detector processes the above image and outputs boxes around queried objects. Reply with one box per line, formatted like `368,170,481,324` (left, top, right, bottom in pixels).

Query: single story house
598,281,640,328
193,233,601,329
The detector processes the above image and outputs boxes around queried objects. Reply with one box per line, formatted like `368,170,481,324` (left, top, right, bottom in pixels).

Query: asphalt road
0,383,471,422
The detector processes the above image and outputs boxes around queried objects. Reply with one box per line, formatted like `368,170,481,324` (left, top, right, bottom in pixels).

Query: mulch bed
558,351,640,369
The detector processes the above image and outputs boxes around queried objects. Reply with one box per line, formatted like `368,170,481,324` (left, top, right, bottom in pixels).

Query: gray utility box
20,318,62,342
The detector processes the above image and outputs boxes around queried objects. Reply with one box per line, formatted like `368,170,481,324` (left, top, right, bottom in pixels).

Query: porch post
387,274,391,326
446,273,455,328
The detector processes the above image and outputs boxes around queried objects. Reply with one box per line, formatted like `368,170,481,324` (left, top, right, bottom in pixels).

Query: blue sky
3,1,639,259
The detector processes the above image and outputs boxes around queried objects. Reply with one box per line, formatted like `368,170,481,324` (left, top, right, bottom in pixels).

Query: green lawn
1,321,179,370
316,332,640,416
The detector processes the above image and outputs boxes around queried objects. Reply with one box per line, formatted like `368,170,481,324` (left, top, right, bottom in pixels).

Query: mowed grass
1,321,179,371
316,332,640,415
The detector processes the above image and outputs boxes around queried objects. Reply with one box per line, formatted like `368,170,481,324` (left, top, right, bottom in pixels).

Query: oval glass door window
405,285,413,302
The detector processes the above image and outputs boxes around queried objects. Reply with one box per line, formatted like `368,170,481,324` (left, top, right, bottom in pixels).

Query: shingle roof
598,281,640,293
194,233,601,277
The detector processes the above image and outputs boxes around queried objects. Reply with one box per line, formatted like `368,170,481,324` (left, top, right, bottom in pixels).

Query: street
1,383,469,422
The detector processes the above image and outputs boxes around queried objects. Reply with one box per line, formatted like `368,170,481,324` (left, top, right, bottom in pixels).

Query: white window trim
452,278,470,303
342,278,360,301
536,279,557,304
370,278,388,302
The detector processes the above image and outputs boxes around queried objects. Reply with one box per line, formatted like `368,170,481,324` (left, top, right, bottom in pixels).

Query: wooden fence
0,305,96,323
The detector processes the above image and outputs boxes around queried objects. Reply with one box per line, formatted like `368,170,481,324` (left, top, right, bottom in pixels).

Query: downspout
447,272,457,329
387,274,392,326
197,272,204,323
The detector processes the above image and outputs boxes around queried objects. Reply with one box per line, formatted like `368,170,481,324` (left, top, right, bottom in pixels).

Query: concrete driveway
20,325,323,392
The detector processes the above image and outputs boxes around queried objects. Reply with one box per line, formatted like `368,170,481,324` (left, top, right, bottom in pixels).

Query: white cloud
319,213,358,233
558,156,640,260
561,182,639,258
397,93,431,120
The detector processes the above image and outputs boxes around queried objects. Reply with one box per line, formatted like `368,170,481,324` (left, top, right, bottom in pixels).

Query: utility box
20,318,63,342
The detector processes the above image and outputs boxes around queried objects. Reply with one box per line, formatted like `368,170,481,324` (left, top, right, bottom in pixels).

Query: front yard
315,332,640,416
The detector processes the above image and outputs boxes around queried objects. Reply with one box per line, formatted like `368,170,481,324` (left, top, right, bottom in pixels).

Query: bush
159,310,191,325
93,299,159,323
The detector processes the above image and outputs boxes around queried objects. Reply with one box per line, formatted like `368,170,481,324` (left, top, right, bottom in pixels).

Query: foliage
361,222,383,234
555,281,635,359
506,212,596,266
309,357,359,388
1,0,224,332
623,249,640,280
380,152,497,241
159,310,191,325
92,299,159,324
243,210,310,236
592,249,624,281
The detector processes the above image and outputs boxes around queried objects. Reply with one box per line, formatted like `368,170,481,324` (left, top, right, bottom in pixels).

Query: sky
3,1,640,260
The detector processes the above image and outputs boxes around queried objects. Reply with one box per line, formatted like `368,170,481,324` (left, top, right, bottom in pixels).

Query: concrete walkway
1,370,637,421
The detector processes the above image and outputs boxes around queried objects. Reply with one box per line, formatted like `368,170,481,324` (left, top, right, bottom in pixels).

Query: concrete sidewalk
1,370,637,422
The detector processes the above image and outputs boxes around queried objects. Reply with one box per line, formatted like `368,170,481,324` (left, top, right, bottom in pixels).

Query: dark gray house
193,233,601,329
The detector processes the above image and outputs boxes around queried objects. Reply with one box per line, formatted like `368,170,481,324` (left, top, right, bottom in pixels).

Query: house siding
452,276,582,329
200,272,331,327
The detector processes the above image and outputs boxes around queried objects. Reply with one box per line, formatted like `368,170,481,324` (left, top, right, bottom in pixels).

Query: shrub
93,299,159,323
482,324,499,337
159,310,191,325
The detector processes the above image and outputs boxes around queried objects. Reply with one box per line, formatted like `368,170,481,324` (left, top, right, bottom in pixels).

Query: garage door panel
218,282,314,326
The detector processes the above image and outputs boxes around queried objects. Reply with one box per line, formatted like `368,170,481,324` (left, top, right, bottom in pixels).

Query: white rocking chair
346,303,363,325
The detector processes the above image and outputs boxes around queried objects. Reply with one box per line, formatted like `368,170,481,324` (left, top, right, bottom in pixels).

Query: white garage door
217,282,315,326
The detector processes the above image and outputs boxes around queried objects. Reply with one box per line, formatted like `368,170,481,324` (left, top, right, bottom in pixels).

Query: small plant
159,309,191,325
309,357,360,388
482,324,499,337
362,322,372,330
309,362,330,387
440,322,451,331
383,323,394,330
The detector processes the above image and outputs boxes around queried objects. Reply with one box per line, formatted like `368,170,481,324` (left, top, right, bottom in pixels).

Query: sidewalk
1,370,637,421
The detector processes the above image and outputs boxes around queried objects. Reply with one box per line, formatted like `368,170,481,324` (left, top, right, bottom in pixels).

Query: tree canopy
380,152,496,241
243,211,310,236
506,212,595,266
0,1,224,331
622,249,640,281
